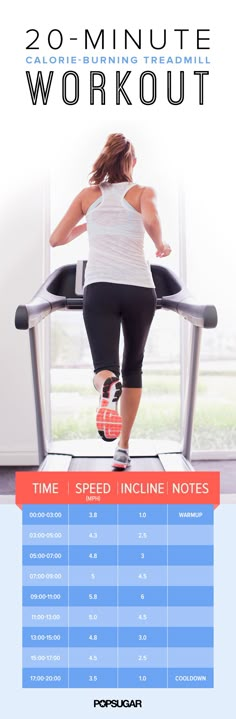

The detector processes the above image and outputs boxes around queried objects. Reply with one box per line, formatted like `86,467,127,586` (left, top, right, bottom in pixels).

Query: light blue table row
23,564,214,586
23,605,214,628
23,646,213,668
22,524,213,546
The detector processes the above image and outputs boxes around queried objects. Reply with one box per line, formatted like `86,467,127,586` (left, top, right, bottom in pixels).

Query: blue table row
23,626,213,647
23,505,214,525
23,667,214,688
22,545,213,565
23,585,213,606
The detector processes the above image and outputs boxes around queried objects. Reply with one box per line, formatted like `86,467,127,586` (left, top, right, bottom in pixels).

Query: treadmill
15,262,217,472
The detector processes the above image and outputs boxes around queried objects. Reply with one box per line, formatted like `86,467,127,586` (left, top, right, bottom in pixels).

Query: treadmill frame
15,263,217,471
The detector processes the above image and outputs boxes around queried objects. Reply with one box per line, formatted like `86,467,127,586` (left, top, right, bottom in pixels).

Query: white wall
0,169,46,465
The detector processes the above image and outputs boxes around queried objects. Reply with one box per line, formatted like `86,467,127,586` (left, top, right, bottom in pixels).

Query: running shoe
96,376,122,441
112,447,131,470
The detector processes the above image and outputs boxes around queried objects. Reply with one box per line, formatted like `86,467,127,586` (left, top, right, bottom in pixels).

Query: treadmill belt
69,457,164,471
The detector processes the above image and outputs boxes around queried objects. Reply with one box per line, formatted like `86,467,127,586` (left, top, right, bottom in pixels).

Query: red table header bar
16,471,220,508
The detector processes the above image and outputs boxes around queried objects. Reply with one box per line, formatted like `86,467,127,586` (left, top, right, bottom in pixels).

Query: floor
192,460,236,494
0,460,235,497
0,466,38,495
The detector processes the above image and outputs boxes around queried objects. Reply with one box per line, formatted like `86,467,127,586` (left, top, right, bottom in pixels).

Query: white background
0,0,235,462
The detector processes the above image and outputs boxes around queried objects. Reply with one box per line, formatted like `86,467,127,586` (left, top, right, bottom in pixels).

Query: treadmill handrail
15,266,69,329
15,263,218,330
15,295,66,330
159,291,217,328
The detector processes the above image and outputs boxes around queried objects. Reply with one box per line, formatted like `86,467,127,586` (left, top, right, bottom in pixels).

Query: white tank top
84,181,155,288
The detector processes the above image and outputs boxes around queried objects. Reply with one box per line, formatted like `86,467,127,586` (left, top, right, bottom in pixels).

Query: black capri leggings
83,283,157,388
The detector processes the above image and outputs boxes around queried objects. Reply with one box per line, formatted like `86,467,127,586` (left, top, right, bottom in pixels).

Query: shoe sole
112,460,129,470
96,378,122,442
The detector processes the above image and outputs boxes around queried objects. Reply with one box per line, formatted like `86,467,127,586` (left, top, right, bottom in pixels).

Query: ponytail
89,133,135,184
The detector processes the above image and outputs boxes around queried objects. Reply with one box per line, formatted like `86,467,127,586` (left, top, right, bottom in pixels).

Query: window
184,167,236,451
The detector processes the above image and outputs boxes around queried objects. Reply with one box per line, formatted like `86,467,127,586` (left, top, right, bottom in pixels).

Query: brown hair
89,133,135,184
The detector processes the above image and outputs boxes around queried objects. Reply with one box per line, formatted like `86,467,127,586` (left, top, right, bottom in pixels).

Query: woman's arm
140,187,171,257
49,190,87,247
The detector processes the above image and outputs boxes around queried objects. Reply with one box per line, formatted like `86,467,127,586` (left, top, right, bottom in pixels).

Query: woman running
49,133,171,469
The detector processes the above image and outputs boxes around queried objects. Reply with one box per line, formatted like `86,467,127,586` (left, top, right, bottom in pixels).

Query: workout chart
16,472,219,689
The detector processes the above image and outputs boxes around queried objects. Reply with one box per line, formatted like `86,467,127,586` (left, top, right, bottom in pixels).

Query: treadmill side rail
182,325,202,461
158,453,194,472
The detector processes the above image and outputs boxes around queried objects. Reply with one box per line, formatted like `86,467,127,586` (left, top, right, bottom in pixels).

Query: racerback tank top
84,181,155,288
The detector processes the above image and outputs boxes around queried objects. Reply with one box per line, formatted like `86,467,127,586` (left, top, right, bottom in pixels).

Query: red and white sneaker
96,377,122,442
112,447,131,470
